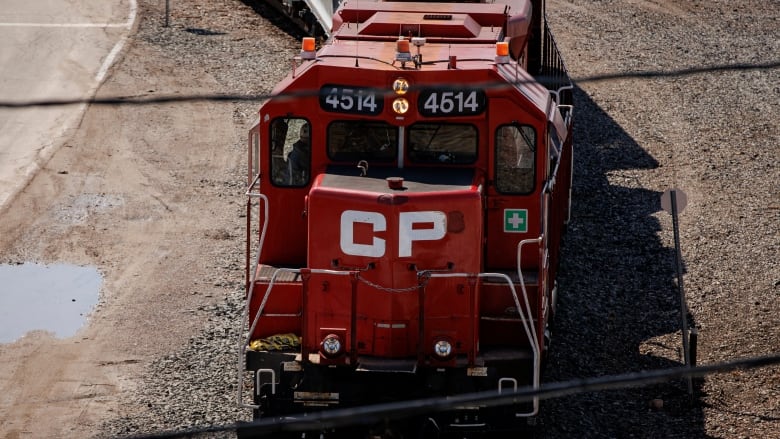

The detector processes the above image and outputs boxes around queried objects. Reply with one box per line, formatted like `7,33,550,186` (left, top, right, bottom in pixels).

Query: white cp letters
340,210,447,257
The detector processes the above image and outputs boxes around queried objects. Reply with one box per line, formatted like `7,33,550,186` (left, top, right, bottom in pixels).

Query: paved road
0,0,136,212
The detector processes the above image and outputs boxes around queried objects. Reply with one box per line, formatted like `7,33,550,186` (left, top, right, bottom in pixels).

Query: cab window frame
494,123,536,195
269,117,311,187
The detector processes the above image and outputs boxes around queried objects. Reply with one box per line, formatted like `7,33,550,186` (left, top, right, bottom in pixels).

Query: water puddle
0,263,102,343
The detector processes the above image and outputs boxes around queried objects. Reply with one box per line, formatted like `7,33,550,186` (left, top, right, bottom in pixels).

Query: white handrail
428,268,541,416
237,189,268,409
239,243,545,416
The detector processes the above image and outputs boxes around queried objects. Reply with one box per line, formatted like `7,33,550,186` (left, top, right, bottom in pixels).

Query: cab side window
495,124,535,194
250,129,259,184
270,118,310,187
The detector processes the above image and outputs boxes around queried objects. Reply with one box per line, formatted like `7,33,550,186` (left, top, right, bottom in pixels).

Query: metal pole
670,190,693,395
164,0,170,27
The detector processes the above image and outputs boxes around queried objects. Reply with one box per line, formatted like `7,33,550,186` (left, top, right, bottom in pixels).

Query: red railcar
238,0,573,436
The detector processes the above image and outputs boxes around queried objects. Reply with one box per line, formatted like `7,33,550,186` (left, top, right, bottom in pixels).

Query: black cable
2,54,777,439
0,60,777,108
121,352,780,439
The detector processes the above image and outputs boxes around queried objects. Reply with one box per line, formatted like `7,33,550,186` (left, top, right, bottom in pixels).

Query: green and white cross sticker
504,209,528,233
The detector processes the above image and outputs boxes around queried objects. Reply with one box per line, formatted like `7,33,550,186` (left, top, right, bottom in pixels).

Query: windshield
324,120,479,166
327,121,397,162
408,123,478,164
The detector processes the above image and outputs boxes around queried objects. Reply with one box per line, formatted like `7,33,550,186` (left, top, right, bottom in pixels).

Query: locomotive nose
302,168,483,358
306,168,482,276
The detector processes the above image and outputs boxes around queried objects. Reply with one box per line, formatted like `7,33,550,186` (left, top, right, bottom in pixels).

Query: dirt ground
1,0,778,438
0,3,262,437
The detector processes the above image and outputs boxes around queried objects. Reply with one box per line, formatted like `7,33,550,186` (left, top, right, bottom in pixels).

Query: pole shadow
539,84,709,438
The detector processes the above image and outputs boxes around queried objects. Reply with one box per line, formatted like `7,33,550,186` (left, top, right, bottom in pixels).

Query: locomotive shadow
241,0,311,40
539,85,709,438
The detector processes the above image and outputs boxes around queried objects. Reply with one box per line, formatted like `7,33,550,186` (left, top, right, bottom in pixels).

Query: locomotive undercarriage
246,349,538,437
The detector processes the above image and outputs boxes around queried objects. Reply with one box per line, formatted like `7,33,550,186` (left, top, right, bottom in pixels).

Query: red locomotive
238,0,573,436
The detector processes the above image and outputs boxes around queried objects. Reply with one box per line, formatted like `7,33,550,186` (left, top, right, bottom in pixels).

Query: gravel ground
99,0,779,438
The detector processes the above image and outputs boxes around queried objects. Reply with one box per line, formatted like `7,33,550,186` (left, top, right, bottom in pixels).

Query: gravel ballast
100,1,779,437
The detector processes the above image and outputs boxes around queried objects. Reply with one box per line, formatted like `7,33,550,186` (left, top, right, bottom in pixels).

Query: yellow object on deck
249,333,301,351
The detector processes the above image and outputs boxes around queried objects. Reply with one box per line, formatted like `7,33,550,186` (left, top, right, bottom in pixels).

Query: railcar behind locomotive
238,0,573,436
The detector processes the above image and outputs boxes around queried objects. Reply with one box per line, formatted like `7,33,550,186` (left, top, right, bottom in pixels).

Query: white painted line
95,0,137,83
0,0,137,29
95,35,127,82
0,0,138,214
126,0,138,28
0,22,130,28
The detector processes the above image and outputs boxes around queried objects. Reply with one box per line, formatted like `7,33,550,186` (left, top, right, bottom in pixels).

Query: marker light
321,334,342,356
392,77,409,95
301,37,316,60
395,38,412,63
397,38,410,53
433,339,453,358
495,42,510,64
392,98,409,115
496,41,509,56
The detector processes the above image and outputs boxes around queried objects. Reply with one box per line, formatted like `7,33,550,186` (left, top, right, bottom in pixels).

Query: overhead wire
2,58,778,438
0,59,777,108
121,352,780,439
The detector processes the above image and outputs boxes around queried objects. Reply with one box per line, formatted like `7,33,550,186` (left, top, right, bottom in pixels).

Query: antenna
354,0,360,67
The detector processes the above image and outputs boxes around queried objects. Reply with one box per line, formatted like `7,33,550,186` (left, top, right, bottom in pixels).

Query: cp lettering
340,210,447,257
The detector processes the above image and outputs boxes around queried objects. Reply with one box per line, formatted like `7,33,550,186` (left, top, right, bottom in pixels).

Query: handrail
247,268,355,346
246,172,262,195
517,237,544,416
238,261,544,416
413,269,542,416
237,183,268,409
238,265,356,409
549,84,574,106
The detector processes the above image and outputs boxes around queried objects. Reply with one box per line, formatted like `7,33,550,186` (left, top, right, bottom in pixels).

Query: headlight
321,334,342,356
392,77,409,95
433,339,452,358
392,97,409,114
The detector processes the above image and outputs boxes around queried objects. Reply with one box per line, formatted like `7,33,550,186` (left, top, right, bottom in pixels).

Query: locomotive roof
317,39,504,66
332,1,512,43
296,39,553,116
266,0,552,119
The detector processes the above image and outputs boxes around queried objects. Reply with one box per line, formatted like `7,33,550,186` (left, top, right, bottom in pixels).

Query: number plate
319,85,383,115
418,88,486,117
